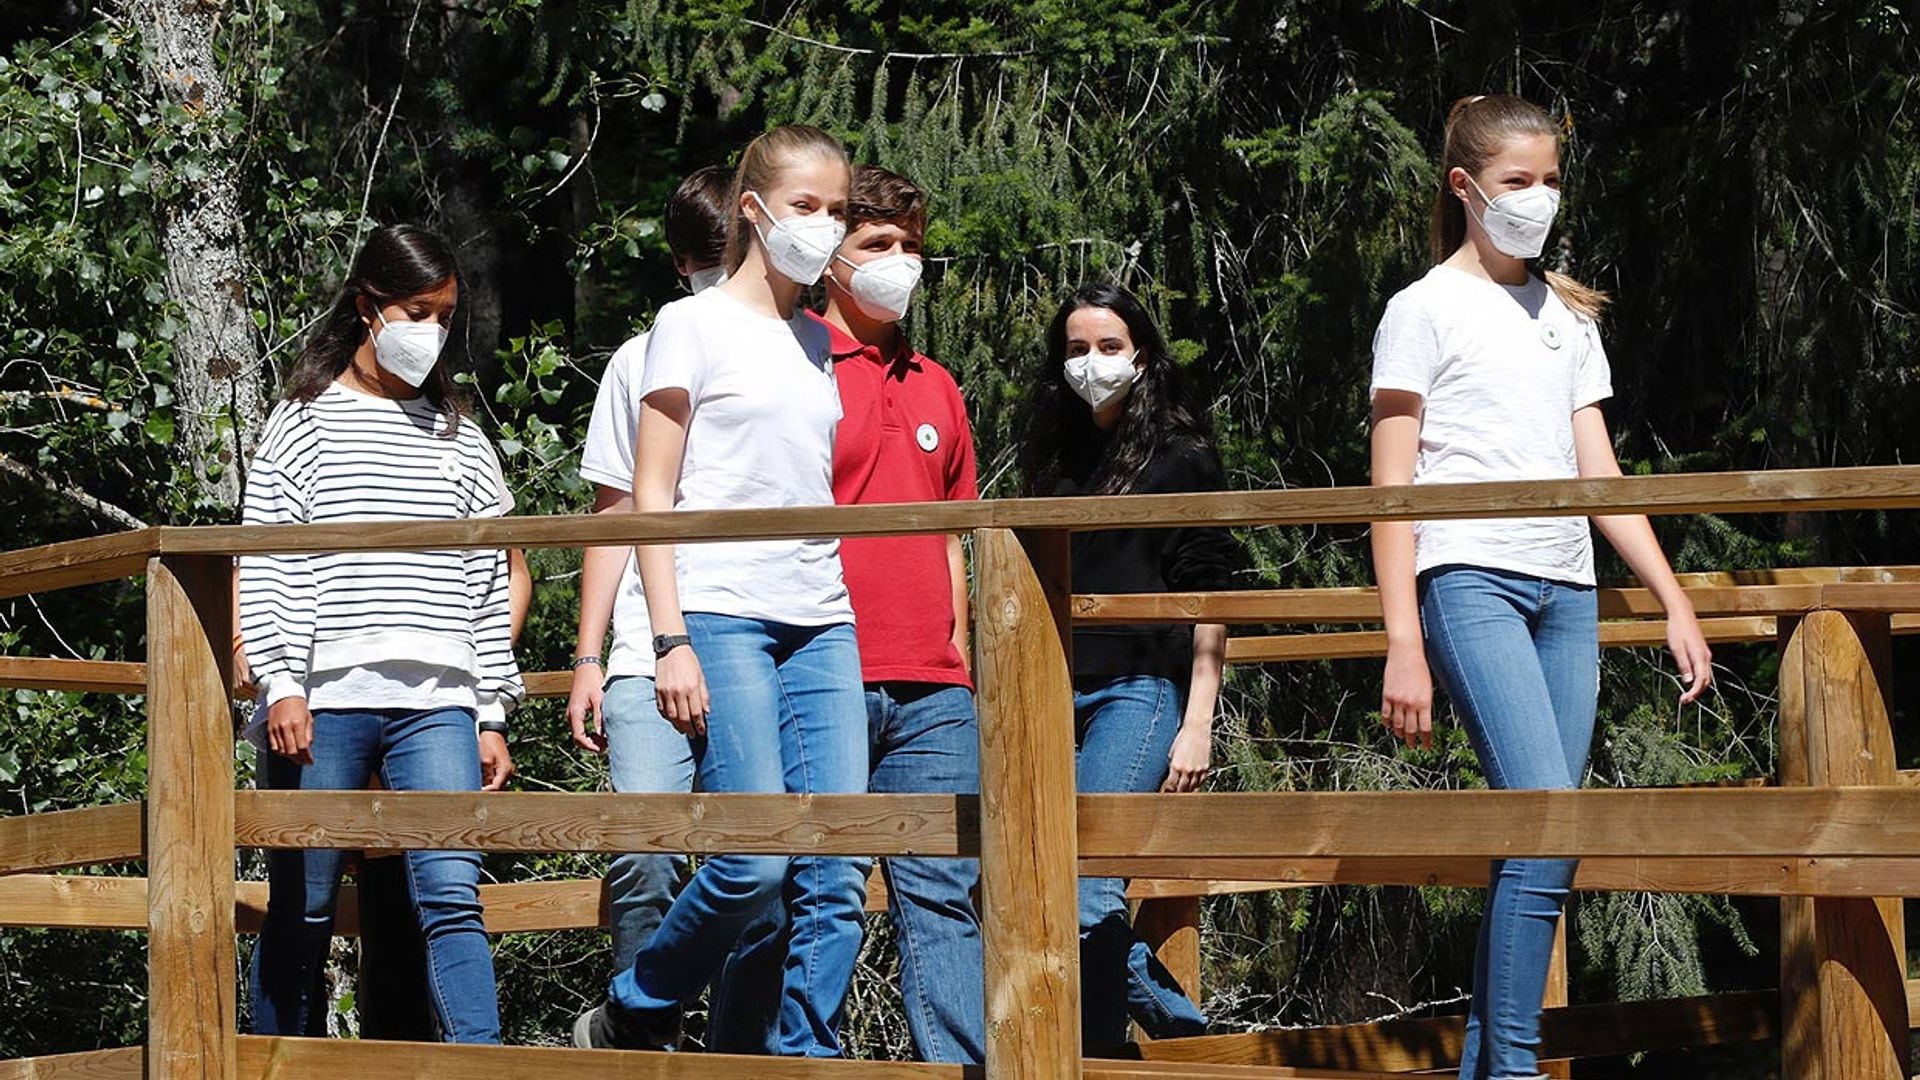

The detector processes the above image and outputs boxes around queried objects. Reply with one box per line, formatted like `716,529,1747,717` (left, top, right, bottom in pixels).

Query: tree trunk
125,0,266,510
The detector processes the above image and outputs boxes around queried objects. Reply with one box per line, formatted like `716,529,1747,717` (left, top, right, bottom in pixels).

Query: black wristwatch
476,719,510,739
652,633,693,658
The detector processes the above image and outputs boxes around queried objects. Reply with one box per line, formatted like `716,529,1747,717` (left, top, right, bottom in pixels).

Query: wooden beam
133,465,1920,557
1135,989,1780,1070
0,1046,144,1079
1075,788,1920,860
0,529,156,600
1083,855,1920,898
1777,610,1911,1080
232,790,966,856
1077,583,1842,626
144,555,237,1080
975,527,1083,1079
0,657,146,693
1133,896,1203,1013
1225,616,1782,664
0,802,143,874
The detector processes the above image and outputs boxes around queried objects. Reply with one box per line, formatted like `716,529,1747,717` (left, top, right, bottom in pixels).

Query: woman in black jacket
1019,281,1238,1050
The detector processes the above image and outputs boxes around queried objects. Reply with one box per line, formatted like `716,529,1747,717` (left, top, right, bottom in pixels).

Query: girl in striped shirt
240,224,523,1043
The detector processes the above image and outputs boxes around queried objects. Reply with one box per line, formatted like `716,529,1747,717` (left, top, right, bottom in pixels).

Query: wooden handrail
3,468,1916,599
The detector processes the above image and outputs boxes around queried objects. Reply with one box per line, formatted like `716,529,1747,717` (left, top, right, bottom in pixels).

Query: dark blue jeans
710,682,987,1063
606,615,869,1058
1421,566,1599,1079
249,706,499,1043
1074,674,1209,1049
602,674,697,980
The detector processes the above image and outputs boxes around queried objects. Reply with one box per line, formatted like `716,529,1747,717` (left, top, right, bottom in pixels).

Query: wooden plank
144,555,237,1080
1225,616,1780,664
975,527,1083,1079
0,530,155,600
0,803,143,874
1077,584,1833,626
0,1046,144,1080
136,465,1920,557
1133,896,1203,1013
1819,581,1920,613
1777,611,1911,1080
1541,917,1571,1078
0,657,146,694
1075,788,1920,860
1136,989,1780,1070
1084,855,1920,898
233,790,966,856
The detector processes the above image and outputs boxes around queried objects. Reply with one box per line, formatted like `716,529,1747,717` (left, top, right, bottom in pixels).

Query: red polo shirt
815,312,978,688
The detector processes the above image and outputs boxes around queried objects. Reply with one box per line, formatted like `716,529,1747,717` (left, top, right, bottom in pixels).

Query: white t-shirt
638,287,853,625
1369,265,1613,586
581,330,656,678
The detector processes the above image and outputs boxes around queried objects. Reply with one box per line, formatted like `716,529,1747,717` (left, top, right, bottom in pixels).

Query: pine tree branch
0,451,149,530
741,19,1036,61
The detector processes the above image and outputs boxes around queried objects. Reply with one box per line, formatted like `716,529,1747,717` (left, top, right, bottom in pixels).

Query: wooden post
146,555,237,1080
1540,916,1571,1078
1132,896,1203,1015
1777,609,1910,1080
974,528,1082,1079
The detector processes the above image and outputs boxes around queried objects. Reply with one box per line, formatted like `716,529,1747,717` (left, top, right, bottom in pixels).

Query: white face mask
835,252,922,322
1064,349,1141,413
372,309,449,388
685,265,727,294
1465,175,1561,259
749,192,845,285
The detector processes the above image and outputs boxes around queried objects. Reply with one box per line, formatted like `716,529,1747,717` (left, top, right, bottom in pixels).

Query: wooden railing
1,465,1918,1080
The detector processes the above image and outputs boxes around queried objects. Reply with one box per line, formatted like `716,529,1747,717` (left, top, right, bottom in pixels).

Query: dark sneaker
571,1001,678,1051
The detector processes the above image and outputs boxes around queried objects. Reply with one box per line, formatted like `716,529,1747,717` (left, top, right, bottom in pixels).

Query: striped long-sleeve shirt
239,384,524,725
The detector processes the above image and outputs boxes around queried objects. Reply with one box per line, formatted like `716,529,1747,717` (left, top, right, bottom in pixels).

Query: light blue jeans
1074,674,1209,1050
1420,566,1599,1080
709,682,987,1063
602,675,697,977
249,707,498,1043
606,615,869,1058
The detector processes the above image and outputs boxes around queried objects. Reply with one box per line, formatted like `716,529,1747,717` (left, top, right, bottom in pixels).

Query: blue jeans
710,682,987,1063
249,707,499,1043
1074,675,1209,1049
1420,566,1599,1079
602,675,698,979
607,615,869,1057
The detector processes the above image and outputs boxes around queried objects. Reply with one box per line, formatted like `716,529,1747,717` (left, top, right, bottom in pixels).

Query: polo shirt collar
810,310,920,372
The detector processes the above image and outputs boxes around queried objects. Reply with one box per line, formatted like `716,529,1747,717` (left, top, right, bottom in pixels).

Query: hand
566,662,608,752
1161,722,1213,793
479,731,515,791
266,697,315,764
654,644,710,737
1666,607,1714,705
1381,643,1434,750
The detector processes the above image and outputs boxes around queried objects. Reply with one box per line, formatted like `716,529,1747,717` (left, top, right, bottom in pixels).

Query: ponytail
1430,95,1609,321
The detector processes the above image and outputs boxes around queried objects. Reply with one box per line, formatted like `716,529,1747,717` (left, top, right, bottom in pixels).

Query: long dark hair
1019,282,1212,496
283,224,466,428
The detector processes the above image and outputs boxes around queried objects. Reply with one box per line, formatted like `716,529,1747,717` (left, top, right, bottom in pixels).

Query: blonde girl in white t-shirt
573,125,869,1057
1369,95,1714,1080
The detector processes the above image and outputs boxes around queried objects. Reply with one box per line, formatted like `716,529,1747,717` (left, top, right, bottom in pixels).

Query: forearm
1371,521,1423,647
947,535,970,671
1594,513,1692,614
1185,622,1226,725
507,548,532,645
577,543,626,657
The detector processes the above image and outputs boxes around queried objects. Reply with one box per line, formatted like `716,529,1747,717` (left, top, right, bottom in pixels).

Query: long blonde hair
1430,94,1609,320
724,124,850,273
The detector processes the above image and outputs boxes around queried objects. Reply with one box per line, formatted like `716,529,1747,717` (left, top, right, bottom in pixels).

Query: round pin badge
1539,322,1563,350
439,454,463,481
915,423,939,452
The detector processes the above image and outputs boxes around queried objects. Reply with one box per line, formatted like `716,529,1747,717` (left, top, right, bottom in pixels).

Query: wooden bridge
1,465,1918,1079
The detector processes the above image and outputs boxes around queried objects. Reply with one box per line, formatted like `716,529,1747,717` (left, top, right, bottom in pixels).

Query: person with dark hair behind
1018,282,1239,1050
240,223,523,1043
564,165,734,1039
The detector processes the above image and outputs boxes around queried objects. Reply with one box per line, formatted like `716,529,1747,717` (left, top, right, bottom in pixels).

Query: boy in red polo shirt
708,166,984,1063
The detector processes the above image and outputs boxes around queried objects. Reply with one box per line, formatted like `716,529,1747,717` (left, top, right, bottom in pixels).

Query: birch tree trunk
125,0,265,509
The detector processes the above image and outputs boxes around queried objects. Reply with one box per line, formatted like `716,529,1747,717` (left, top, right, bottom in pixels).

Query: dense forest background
2,0,1917,1074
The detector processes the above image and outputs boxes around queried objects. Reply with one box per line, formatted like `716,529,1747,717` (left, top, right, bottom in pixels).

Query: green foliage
2,0,1918,1070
